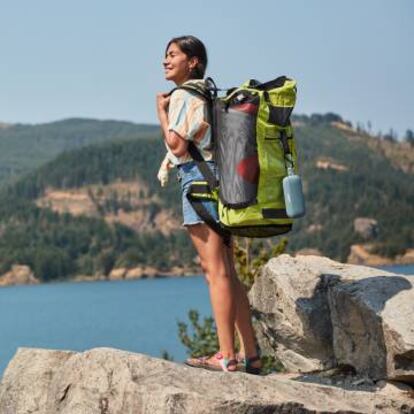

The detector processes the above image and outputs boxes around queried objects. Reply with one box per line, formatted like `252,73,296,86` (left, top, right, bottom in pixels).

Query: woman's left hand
156,93,170,114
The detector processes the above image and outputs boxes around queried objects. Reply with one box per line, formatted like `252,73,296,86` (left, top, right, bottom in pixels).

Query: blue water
376,263,414,275
0,263,413,379
0,276,211,378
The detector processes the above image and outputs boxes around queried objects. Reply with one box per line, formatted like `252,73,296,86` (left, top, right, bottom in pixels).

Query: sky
1,0,413,137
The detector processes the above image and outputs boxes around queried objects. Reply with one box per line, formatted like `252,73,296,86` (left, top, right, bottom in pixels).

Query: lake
0,263,413,378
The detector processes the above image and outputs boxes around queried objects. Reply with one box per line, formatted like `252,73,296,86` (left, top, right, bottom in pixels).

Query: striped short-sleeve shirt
167,79,213,166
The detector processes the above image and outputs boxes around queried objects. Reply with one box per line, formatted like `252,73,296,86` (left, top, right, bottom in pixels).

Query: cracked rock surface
0,347,413,414
249,254,414,383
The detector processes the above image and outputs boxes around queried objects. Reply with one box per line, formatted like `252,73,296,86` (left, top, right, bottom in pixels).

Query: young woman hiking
156,35,261,374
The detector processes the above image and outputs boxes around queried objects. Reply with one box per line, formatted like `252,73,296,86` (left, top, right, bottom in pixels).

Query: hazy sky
1,0,413,136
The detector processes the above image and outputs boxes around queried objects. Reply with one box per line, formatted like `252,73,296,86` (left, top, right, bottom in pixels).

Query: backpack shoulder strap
167,84,211,102
186,190,231,246
167,81,217,190
187,143,218,190
166,81,231,242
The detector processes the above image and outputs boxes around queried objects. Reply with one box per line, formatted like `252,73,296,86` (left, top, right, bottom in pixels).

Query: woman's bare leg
187,223,237,369
224,242,262,367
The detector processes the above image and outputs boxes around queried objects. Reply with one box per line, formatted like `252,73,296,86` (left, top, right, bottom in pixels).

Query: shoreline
0,264,203,288
0,260,413,288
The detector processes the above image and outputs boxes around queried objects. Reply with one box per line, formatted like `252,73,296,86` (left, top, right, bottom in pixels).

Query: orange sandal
185,352,238,372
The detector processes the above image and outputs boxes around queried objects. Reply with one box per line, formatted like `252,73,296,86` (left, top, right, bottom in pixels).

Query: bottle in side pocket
283,167,306,218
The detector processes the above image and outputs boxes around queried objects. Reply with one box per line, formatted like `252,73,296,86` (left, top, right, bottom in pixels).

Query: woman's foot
236,353,262,375
185,352,238,372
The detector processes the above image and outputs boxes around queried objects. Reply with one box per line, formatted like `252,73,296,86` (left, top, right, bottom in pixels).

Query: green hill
0,116,412,282
289,121,413,259
0,118,159,184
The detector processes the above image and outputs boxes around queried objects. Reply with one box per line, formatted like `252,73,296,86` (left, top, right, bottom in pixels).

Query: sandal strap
215,352,238,372
243,355,262,375
238,354,261,366
245,355,261,365
185,354,213,368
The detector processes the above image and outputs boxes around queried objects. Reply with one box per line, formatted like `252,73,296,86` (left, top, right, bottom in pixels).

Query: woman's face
163,42,197,85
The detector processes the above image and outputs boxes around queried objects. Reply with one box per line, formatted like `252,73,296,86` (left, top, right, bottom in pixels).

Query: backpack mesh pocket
215,91,260,208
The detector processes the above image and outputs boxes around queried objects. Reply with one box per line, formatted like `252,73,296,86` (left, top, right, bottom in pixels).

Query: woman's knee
204,263,233,285
199,259,210,284
198,256,208,273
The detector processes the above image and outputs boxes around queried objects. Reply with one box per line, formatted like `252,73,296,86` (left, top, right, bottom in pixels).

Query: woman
156,35,261,374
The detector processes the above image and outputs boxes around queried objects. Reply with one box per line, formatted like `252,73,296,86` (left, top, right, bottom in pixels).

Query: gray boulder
328,274,414,382
0,347,412,414
249,254,414,383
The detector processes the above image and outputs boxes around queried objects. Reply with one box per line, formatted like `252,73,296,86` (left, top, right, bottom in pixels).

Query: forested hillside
0,115,412,282
0,118,159,184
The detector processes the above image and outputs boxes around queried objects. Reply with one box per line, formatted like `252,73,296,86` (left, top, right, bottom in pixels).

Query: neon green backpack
172,76,300,241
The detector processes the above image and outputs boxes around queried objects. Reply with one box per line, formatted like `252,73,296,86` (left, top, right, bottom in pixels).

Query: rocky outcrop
305,223,323,234
296,247,323,256
35,181,181,236
399,249,414,265
347,244,414,266
0,265,39,287
249,254,414,384
347,244,393,265
316,158,348,171
354,217,379,240
108,266,195,281
0,347,412,414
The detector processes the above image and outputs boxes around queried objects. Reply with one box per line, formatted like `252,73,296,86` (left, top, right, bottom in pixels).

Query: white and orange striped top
167,79,213,166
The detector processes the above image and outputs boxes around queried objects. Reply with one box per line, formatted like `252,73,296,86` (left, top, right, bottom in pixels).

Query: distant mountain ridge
0,118,159,184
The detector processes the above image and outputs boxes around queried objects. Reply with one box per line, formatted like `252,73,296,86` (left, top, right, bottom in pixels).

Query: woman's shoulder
171,79,208,106
170,90,205,112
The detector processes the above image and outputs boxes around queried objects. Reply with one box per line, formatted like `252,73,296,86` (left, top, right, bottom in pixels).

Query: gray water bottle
283,162,306,218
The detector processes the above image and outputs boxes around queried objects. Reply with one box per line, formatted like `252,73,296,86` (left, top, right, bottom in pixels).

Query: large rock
328,273,414,382
249,254,414,383
347,244,394,266
0,347,412,414
0,265,39,287
354,217,379,240
398,248,414,265
108,267,128,280
0,349,74,413
249,255,341,372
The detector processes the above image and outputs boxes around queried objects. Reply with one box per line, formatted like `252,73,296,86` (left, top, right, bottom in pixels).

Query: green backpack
170,76,300,242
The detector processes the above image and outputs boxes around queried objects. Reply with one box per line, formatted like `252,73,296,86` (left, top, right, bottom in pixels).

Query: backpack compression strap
186,191,231,246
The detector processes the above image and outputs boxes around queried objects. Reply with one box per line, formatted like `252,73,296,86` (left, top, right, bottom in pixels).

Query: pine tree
404,129,414,145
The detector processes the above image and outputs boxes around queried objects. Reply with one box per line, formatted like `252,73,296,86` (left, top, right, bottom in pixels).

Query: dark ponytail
165,35,208,79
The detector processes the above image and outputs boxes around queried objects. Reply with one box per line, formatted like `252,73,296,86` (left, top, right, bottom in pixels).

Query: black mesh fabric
214,91,260,208
268,105,293,127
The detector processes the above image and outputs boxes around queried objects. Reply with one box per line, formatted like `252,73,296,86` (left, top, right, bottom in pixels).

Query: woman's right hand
156,93,170,114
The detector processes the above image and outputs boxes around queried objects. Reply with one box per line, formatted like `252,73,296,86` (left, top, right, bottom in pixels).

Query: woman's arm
156,93,189,158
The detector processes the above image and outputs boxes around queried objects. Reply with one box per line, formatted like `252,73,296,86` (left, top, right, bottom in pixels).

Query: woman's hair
165,35,208,79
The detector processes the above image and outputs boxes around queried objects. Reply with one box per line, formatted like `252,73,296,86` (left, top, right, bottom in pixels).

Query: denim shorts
177,161,220,227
